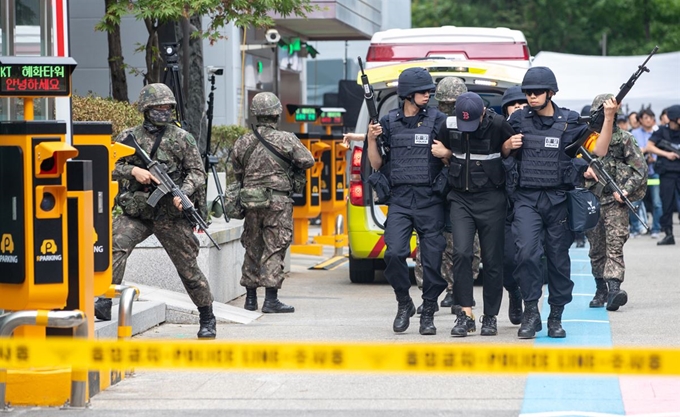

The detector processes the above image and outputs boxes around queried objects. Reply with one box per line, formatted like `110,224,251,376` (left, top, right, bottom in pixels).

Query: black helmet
397,67,435,98
580,105,592,117
521,66,558,93
501,86,527,111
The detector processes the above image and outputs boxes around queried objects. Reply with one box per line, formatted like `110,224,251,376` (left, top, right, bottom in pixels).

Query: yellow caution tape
0,339,679,376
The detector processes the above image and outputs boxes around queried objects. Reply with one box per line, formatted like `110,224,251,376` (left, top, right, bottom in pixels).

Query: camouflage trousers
111,214,214,307
585,201,629,281
414,231,481,290
240,199,293,289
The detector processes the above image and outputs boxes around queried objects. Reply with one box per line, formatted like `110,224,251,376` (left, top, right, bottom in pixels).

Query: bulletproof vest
447,114,505,192
517,107,571,188
387,109,442,187
658,127,680,173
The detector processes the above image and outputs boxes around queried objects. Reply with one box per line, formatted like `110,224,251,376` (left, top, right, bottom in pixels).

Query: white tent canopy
531,50,680,117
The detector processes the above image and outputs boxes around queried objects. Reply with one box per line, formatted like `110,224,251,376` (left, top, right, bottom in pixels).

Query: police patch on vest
544,136,560,148
446,116,458,129
414,134,429,144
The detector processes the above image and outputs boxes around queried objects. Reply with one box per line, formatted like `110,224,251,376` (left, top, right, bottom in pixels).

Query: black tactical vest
656,127,680,173
517,107,572,188
387,109,442,187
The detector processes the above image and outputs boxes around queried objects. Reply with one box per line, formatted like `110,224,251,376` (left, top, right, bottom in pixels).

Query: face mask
146,108,173,125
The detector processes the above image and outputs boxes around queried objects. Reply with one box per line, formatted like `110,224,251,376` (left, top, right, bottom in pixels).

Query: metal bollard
334,214,345,257
103,285,140,340
0,310,88,410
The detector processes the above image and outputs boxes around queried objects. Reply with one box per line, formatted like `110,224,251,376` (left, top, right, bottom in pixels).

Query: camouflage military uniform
233,110,314,290
585,94,647,284
111,84,213,308
414,231,480,290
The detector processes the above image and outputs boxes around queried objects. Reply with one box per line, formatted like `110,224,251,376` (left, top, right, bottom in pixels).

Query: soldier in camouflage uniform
413,77,481,314
585,93,647,312
95,83,217,339
232,92,314,313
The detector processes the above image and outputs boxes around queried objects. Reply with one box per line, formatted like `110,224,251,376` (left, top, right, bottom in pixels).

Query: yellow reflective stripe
0,339,678,376
648,178,660,186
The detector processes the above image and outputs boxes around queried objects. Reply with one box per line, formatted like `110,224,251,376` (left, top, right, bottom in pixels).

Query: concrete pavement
10,225,680,416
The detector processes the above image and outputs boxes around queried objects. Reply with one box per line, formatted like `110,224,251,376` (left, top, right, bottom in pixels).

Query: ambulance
347,59,527,283
365,26,532,69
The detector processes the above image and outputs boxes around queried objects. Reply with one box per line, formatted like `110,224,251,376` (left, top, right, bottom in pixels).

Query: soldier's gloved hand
131,167,160,185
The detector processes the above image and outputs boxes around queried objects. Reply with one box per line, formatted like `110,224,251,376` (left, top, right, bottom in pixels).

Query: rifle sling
250,124,294,172
148,127,166,160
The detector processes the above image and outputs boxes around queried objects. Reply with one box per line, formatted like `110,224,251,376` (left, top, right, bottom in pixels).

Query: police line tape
0,339,678,375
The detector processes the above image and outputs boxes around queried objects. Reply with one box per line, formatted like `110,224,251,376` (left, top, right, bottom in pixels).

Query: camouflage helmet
251,92,282,117
434,77,467,102
137,83,176,113
591,93,623,115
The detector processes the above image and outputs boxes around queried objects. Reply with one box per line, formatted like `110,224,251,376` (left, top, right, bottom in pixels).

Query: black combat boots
589,278,608,308
657,228,675,245
417,301,439,314
518,301,542,339
393,295,416,333
244,288,258,311
261,288,295,313
94,298,112,321
419,300,438,335
197,305,217,339
507,288,523,325
547,305,566,338
440,291,454,308
480,315,498,336
605,279,628,311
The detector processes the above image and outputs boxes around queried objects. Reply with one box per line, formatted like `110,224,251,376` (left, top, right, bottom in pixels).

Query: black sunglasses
523,89,547,97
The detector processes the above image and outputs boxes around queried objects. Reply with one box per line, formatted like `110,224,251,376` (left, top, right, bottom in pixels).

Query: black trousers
659,172,680,232
513,190,574,307
449,189,506,316
503,206,520,293
384,202,447,302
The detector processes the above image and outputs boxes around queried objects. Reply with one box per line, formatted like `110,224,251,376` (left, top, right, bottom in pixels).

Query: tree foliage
412,0,680,56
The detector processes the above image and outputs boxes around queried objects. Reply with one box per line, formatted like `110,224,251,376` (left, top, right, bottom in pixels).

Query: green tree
412,0,680,56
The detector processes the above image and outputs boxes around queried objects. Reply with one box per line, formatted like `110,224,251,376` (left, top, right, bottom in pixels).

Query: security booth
312,108,349,248
284,104,330,255
0,56,92,408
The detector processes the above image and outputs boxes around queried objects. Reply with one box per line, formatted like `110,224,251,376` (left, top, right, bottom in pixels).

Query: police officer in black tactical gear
366,67,448,336
499,86,528,326
646,104,680,245
505,67,608,339
432,92,515,337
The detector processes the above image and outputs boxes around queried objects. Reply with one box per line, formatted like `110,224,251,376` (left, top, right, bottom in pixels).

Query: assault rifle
121,134,221,250
579,147,648,231
566,46,658,157
358,56,387,159
655,139,680,158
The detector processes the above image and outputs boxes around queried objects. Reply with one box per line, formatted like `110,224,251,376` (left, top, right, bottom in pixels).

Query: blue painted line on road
520,250,625,415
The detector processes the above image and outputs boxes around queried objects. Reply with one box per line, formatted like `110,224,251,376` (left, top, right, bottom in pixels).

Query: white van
365,26,531,69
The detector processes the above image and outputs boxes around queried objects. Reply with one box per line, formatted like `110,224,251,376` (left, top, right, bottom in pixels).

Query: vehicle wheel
349,256,376,284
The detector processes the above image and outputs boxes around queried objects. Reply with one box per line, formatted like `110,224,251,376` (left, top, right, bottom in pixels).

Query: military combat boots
440,291,454,308
419,300,438,335
507,288,523,325
605,279,628,311
94,298,112,321
480,315,498,336
657,228,675,245
393,295,416,333
197,305,217,339
518,301,542,339
589,278,608,308
261,288,295,313
547,305,566,338
244,288,258,311
417,301,439,314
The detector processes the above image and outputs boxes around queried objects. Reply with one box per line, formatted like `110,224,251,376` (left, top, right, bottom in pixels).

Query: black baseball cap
455,92,485,132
